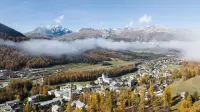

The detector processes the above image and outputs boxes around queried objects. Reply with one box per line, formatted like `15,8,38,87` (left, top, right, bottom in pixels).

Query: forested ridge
0,45,135,70
0,23,28,42
172,61,200,80
44,64,137,85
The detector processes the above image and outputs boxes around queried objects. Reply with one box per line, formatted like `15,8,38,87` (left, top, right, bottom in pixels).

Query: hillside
0,23,28,42
170,76,200,96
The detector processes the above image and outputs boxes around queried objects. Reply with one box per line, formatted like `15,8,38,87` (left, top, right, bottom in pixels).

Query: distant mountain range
0,22,196,42
55,26,195,42
25,25,72,38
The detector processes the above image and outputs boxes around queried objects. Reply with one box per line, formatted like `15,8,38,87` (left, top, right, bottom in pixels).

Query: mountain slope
25,25,72,38
0,23,27,42
56,28,102,40
56,26,194,42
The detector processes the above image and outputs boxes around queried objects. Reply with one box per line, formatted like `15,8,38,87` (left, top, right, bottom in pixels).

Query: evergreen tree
192,91,199,102
185,91,189,100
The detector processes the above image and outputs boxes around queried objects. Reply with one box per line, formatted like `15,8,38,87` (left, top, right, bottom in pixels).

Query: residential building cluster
0,57,181,111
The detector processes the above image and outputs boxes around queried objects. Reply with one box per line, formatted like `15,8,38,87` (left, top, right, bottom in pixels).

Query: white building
154,90,163,97
28,94,41,103
95,74,112,84
39,98,63,107
48,89,57,95
52,105,62,112
54,91,63,98
180,91,186,99
71,100,86,109
51,84,75,101
0,104,14,112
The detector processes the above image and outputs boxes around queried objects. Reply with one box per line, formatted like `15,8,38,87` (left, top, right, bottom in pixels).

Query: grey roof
71,100,85,108
39,98,62,106
6,100,20,104
28,94,41,99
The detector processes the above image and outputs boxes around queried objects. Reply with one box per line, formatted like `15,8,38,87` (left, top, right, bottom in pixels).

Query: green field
47,60,135,73
118,73,135,78
164,65,180,71
53,81,92,88
170,75,200,96
108,60,135,66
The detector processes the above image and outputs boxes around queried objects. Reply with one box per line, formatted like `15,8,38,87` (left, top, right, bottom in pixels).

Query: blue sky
0,0,200,33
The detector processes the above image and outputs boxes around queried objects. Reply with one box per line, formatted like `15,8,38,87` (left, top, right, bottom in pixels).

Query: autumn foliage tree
24,103,31,112
178,61,200,80
179,94,193,112
162,86,172,111
138,86,145,112
66,100,72,112
44,64,137,85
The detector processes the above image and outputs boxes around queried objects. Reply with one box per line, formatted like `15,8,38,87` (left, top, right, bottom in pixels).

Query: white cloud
99,21,105,29
126,20,134,28
46,24,51,28
54,15,65,24
138,15,152,24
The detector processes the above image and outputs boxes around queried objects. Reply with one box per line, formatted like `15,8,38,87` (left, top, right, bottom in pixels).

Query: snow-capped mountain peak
25,25,72,38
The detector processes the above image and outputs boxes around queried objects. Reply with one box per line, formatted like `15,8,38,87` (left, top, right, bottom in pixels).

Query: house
52,105,63,112
71,100,87,109
0,73,7,80
60,84,76,92
48,89,57,95
109,86,120,91
62,91,71,101
163,71,171,77
28,94,41,103
110,81,117,86
76,85,85,91
0,104,14,112
127,79,138,87
95,74,112,84
38,98,63,107
104,74,110,82
5,100,20,112
0,82,8,88
154,90,163,97
86,84,93,88
180,91,186,99
54,91,63,98
6,100,20,107
52,84,76,101
0,69,7,73
95,78,103,84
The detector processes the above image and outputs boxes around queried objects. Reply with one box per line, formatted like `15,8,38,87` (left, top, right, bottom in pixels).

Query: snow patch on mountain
25,25,72,38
